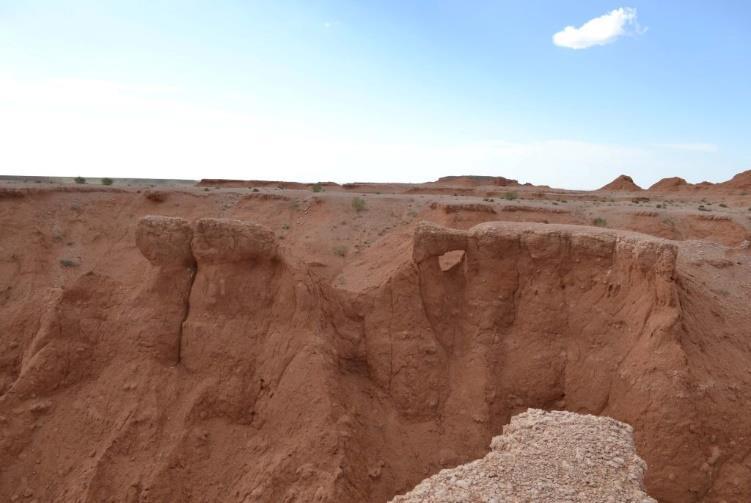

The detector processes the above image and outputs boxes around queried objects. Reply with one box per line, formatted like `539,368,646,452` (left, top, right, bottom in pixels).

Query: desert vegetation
352,196,367,212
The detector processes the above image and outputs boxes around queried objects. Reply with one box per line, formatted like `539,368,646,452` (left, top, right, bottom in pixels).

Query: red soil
649,169,751,194
1,176,751,502
598,174,643,192
720,169,751,190
432,175,519,187
649,176,692,192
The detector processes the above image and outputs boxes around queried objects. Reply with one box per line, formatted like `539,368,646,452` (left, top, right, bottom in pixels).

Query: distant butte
598,174,643,192
648,176,691,192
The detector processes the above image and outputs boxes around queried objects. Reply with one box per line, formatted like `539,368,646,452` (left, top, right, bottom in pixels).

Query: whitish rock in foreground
390,409,656,503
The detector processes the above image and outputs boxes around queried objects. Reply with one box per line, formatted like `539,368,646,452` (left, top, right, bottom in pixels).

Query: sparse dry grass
352,197,366,212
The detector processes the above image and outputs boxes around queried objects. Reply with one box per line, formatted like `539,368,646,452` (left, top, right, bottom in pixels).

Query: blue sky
0,1,749,189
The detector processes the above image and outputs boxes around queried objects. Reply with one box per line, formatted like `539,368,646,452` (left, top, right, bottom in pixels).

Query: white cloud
658,143,718,153
553,7,642,49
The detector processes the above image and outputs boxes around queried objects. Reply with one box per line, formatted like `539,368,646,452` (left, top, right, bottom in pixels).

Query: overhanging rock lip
192,218,279,264
413,220,678,267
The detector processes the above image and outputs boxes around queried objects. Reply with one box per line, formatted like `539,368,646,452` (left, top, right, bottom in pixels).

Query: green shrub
352,197,366,212
101,177,113,186
592,217,608,227
311,183,323,193
503,191,518,201
74,176,86,184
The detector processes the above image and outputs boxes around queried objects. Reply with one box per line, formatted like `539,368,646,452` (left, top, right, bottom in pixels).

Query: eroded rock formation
1,206,751,502
599,174,643,192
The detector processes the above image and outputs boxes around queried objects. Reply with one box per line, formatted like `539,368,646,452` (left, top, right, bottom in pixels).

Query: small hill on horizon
598,175,643,192
434,175,520,187
648,177,691,192
720,169,751,190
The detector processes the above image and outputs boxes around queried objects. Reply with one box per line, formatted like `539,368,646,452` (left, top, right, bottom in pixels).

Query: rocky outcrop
132,217,344,501
344,221,700,502
649,169,751,192
412,222,469,263
191,218,279,263
435,175,519,187
648,176,692,192
3,204,751,503
391,409,655,502
134,216,196,363
180,217,289,375
719,169,751,190
136,215,195,268
599,174,643,191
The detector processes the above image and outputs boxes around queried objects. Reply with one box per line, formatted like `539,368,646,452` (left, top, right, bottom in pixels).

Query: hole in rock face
438,249,465,271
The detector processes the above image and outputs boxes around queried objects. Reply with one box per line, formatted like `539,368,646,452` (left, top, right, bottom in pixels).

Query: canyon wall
1,192,751,501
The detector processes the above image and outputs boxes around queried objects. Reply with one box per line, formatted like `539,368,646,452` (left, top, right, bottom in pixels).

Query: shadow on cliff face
1,216,749,502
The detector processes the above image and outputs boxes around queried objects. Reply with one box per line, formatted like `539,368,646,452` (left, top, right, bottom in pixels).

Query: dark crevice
177,265,197,365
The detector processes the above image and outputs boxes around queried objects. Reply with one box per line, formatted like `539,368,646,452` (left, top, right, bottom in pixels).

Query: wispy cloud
658,143,718,153
553,7,643,49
